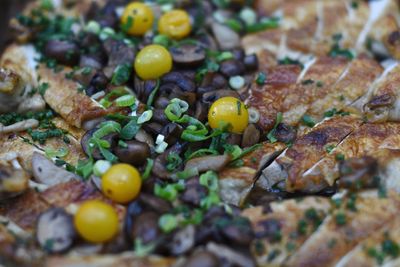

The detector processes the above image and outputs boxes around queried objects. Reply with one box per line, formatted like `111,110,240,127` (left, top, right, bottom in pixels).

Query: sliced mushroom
103,38,135,78
32,153,79,186
162,72,196,92
0,161,30,201
130,212,161,244
202,89,240,104
154,96,171,109
44,40,80,66
184,154,231,173
139,193,172,214
152,109,170,125
180,183,208,206
113,140,151,166
0,119,39,134
36,208,76,253
72,67,97,87
219,59,245,77
80,55,104,70
17,94,46,113
170,44,206,67
211,23,240,50
153,142,186,179
135,129,155,148
170,225,196,255
241,124,260,147
81,129,117,159
161,123,183,145
195,101,208,122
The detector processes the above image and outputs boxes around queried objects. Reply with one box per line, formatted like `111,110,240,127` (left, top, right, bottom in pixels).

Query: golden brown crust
337,217,400,267
286,192,400,267
219,142,286,205
38,65,110,128
307,56,383,121
0,190,49,231
246,65,302,131
365,64,400,122
0,120,85,172
281,116,361,191
242,196,331,266
247,0,400,59
306,122,400,187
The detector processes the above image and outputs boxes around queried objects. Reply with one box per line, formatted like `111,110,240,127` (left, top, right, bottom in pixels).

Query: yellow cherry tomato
74,200,119,243
158,9,192,39
134,44,172,80
208,97,249,134
102,163,142,204
121,2,154,36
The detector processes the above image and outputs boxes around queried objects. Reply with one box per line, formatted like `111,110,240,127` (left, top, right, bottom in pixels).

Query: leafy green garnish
111,63,132,86
301,114,315,128
267,112,283,143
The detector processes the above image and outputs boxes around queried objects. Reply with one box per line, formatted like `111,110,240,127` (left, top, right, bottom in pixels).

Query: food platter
1,0,400,266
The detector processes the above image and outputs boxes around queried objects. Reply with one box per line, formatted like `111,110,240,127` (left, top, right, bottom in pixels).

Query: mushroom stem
0,119,39,134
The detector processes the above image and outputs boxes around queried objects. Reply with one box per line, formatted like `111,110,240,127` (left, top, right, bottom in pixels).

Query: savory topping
208,96,249,134
134,44,173,80
0,160,30,201
113,140,151,167
121,2,154,36
74,200,119,243
32,152,78,186
171,45,205,68
36,208,76,253
101,163,142,204
4,0,400,265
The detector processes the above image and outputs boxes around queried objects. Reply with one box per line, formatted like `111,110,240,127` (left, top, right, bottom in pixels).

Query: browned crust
38,65,111,128
246,65,302,131
307,56,383,121
0,190,49,231
280,116,362,191
242,196,331,266
306,122,400,187
286,192,400,267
